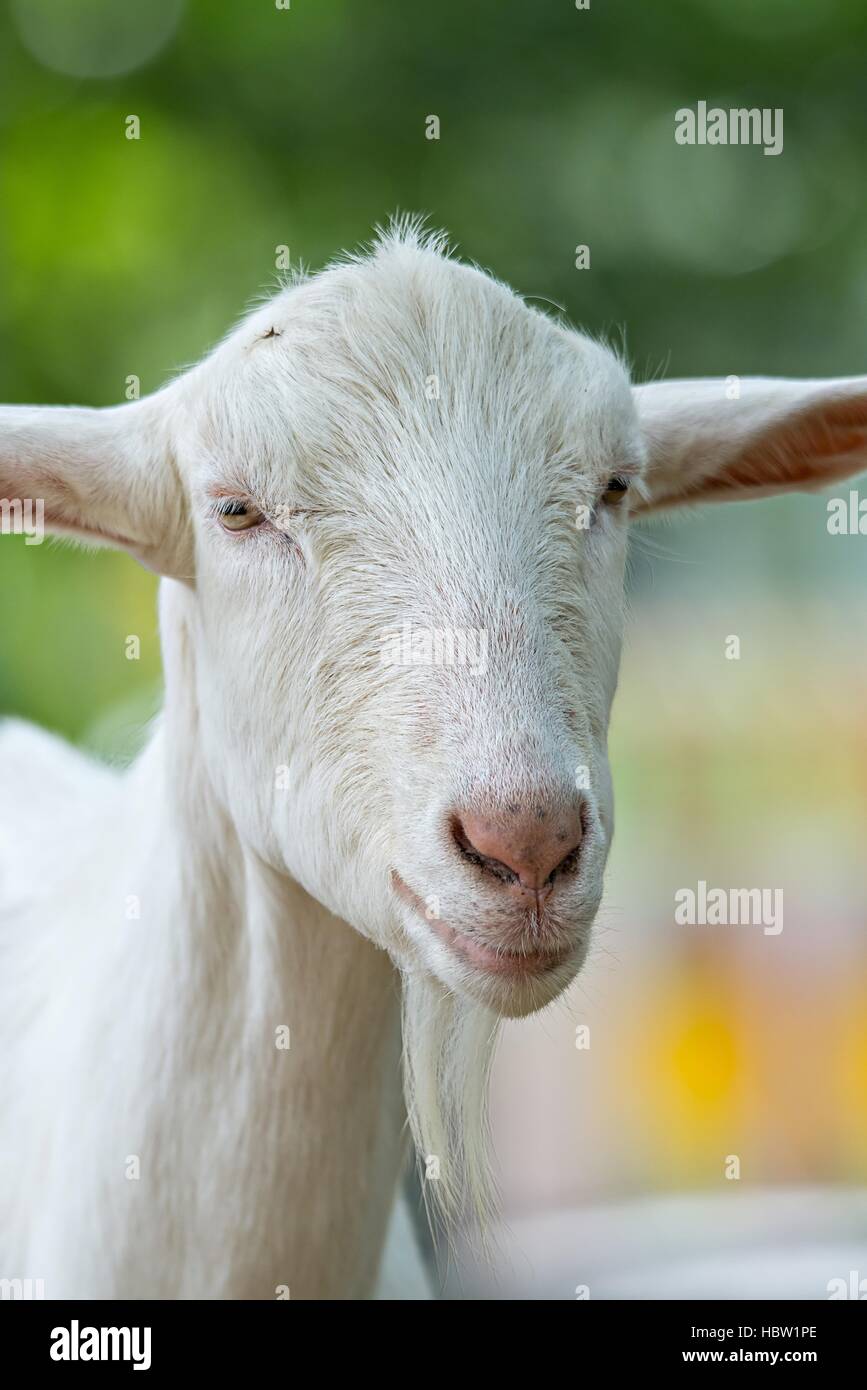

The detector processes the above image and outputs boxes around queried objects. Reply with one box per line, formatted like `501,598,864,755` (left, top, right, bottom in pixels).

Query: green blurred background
1,0,865,1294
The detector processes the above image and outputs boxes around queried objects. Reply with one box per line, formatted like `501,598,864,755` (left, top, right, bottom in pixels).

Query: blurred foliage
1,0,866,744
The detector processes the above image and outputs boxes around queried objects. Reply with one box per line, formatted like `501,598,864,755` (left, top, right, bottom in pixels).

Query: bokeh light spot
10,0,185,80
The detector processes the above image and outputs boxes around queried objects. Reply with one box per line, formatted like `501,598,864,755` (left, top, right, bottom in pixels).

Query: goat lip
431,919,571,978
390,868,571,978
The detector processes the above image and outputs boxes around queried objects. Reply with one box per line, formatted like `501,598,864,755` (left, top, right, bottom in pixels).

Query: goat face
8,226,864,1022
185,234,643,1019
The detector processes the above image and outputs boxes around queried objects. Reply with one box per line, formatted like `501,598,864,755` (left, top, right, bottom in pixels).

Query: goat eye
601,475,630,506
216,500,264,532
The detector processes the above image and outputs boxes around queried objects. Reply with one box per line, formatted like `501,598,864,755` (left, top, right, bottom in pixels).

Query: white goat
1,224,865,1300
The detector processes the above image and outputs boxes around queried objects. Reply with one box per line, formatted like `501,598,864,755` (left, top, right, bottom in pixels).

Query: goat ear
0,397,192,577
632,376,867,514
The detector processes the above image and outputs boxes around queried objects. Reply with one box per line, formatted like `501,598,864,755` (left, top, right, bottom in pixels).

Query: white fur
2,222,866,1298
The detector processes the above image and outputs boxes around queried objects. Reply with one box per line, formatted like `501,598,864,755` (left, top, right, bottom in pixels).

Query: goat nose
451,804,585,893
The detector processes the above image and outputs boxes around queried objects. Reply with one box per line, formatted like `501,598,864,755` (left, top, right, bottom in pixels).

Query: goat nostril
451,805,585,892
553,841,582,879
451,817,520,886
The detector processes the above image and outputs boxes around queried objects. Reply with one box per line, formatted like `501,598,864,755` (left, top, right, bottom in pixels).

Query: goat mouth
390,869,572,979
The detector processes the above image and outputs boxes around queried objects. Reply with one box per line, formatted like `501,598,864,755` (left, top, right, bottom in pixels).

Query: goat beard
400,970,500,1242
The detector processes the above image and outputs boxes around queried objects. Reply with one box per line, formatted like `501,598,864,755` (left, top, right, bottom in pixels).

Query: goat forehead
193,246,640,501
316,482,615,636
